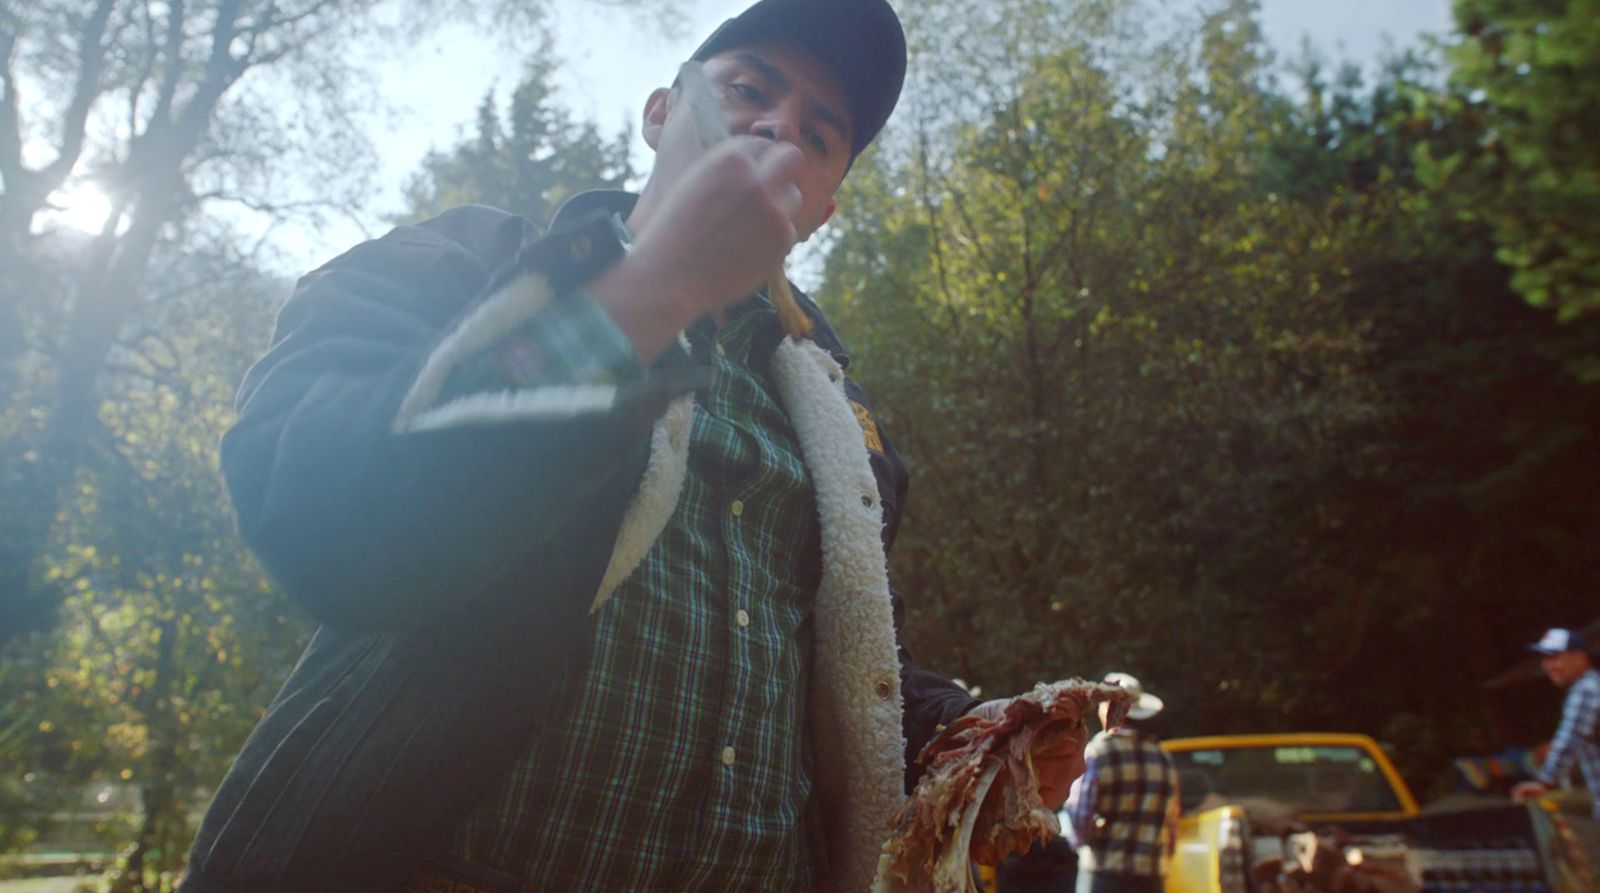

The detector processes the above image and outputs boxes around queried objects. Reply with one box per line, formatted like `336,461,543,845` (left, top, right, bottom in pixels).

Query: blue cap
1528,628,1591,655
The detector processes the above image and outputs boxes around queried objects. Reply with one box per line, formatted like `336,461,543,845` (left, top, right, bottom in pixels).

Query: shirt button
721,746,737,767
715,342,726,357
736,609,750,628
730,499,744,517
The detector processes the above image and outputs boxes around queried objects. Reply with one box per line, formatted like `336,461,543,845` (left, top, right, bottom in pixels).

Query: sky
289,0,1454,271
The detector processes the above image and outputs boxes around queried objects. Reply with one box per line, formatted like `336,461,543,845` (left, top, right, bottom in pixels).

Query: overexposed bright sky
297,0,1452,270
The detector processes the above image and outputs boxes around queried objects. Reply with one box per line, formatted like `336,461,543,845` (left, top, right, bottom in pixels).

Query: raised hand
589,69,808,362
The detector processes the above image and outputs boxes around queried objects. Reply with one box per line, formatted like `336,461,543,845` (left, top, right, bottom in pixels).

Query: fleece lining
398,284,906,890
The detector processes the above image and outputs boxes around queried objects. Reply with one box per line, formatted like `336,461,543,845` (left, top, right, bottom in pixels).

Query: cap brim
1127,693,1164,720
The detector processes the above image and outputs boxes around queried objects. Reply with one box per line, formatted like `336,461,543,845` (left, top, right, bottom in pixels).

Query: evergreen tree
400,56,634,224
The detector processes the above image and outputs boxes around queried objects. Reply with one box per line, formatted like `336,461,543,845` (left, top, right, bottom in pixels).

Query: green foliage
824,0,1600,790
0,0,656,644
1,241,312,889
0,18,645,888
0,2,643,888
0,665,32,758
0,664,41,857
829,0,1376,714
1433,0,1600,321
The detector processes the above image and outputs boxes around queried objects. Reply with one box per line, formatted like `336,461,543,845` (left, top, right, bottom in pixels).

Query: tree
1425,0,1600,323
822,0,1600,793
825,0,1382,723
398,54,634,224
0,1,656,882
0,10,656,878
1283,47,1600,783
0,0,371,638
0,242,316,890
0,0,654,641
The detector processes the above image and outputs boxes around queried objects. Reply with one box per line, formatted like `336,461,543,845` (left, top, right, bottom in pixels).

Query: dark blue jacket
178,199,976,893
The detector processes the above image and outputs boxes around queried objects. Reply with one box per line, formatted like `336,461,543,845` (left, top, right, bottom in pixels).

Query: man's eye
726,82,764,104
806,131,831,155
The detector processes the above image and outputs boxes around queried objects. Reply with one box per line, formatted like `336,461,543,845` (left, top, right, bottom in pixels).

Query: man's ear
641,87,672,151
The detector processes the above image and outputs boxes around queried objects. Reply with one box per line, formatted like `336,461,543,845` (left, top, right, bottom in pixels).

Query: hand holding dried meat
874,679,1137,893
965,717,1089,864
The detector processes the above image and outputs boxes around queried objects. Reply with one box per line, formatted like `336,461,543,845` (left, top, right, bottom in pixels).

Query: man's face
1540,650,1592,687
643,43,855,241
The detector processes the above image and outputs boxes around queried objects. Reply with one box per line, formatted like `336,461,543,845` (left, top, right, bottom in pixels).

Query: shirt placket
697,308,822,888
450,283,822,890
700,319,766,861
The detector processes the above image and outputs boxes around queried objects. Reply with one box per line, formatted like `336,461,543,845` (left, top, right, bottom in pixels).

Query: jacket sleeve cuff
430,285,644,398
392,211,688,433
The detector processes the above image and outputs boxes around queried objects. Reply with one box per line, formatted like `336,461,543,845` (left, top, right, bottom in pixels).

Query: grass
0,879,104,893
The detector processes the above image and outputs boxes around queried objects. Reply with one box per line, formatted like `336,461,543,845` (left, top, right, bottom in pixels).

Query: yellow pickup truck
976,733,1590,893
1162,733,1593,893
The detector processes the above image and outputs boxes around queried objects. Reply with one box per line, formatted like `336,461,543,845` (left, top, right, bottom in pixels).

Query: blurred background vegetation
2,0,1597,889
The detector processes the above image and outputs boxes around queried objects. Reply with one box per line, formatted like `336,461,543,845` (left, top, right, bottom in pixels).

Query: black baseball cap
690,0,906,158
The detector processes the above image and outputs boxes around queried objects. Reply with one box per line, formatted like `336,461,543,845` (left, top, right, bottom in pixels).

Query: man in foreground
177,1,1082,890
1513,627,1599,820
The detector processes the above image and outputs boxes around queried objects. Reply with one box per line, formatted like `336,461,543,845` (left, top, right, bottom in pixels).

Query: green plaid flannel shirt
445,286,829,890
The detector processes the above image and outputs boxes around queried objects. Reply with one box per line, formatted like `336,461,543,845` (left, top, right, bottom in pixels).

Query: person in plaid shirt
178,1,1090,890
1513,628,1600,819
1065,673,1181,893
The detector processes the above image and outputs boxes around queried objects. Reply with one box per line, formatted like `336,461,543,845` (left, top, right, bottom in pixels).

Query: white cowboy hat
1103,672,1165,720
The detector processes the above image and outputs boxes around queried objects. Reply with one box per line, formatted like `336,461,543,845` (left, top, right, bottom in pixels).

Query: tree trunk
113,613,181,893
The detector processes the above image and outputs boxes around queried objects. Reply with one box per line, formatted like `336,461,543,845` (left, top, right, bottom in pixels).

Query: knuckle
711,143,758,177
772,141,805,171
759,204,796,249
762,200,789,233
720,150,754,180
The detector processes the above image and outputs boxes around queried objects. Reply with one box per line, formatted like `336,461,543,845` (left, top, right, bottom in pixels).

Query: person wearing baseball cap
689,0,906,157
1512,628,1599,819
174,2,1076,891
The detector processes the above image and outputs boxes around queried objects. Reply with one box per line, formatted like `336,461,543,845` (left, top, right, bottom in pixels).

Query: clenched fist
588,46,853,362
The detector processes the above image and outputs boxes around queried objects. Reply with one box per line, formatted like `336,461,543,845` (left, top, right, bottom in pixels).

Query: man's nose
750,112,801,145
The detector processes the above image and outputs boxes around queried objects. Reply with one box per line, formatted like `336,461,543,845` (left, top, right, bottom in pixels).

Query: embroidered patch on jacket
850,400,885,454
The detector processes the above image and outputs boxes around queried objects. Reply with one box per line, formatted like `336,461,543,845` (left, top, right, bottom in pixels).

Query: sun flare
46,183,116,234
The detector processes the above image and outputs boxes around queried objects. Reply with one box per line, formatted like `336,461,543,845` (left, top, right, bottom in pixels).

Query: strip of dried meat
873,679,1136,893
